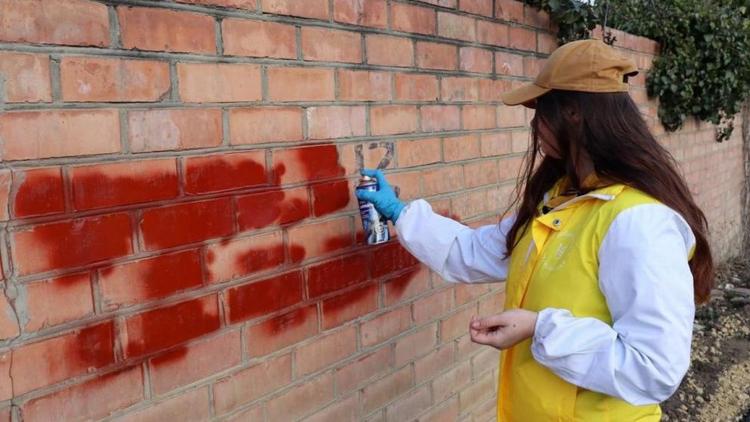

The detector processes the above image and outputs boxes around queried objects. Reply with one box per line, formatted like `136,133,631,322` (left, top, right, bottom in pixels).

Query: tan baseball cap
501,39,639,107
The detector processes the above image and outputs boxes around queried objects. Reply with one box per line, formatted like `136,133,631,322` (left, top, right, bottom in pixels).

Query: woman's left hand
469,309,539,350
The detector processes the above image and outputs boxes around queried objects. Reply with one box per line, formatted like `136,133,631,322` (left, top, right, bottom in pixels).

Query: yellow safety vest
498,181,664,421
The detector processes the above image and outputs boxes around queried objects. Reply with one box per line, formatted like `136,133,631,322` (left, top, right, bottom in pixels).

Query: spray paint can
356,175,390,245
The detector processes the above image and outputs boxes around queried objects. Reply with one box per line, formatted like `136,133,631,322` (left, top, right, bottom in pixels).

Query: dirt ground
662,257,750,421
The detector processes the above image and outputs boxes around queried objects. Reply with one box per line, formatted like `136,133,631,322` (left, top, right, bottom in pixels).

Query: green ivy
522,0,750,142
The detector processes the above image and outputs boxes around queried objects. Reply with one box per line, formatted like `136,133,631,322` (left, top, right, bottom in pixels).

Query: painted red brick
11,322,115,394
230,107,304,145
128,108,223,152
118,6,216,54
99,250,203,309
222,19,296,59
12,167,65,218
287,216,353,260
24,273,94,332
0,52,51,102
205,231,284,283
384,266,430,306
311,179,354,216
272,144,346,184
370,241,421,278
236,187,310,230
140,198,234,250
0,0,109,46
21,366,144,421
13,213,133,275
149,330,241,394
391,3,436,35
60,57,170,102
321,282,378,329
245,305,318,357
71,159,179,210
0,109,120,161
226,271,303,323
307,253,368,298
365,34,414,67
337,70,391,101
267,67,335,102
178,63,262,102
302,27,362,63
307,105,367,139
333,0,387,28
261,0,329,20
183,151,267,194
123,295,220,359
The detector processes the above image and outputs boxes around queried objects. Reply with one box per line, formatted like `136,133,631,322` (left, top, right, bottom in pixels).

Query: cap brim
501,83,550,107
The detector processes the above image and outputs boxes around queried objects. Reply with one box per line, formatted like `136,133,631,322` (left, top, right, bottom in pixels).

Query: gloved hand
356,169,406,223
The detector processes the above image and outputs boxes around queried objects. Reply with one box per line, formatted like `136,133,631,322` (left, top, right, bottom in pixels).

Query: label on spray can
356,176,390,245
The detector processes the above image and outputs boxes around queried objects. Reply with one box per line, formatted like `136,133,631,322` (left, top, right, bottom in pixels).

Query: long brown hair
504,90,714,303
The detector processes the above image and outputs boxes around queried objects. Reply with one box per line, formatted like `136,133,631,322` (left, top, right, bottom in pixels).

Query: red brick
361,306,411,347
334,0,387,28
391,3,436,35
267,373,334,421
418,0,457,6
338,70,391,101
365,35,414,67
178,0,256,8
495,0,524,22
307,106,367,139
511,130,530,153
213,354,292,415
0,352,10,401
445,134,480,161
0,109,120,161
437,11,476,42
524,56,546,78
433,360,471,401
498,104,527,128
371,105,418,135
321,282,378,329
22,367,143,421
477,21,509,46
140,198,234,250
222,18,296,59
296,326,357,375
462,105,496,129
61,57,170,102
422,165,463,196
13,213,133,275
306,394,360,422
128,108,222,152
459,371,495,412
369,241,420,278
460,0,493,16
225,406,263,422
99,250,203,309
71,159,178,210
120,387,210,422
307,253,369,298
440,305,474,341
302,27,362,63
261,0,329,20
245,305,318,356
387,386,432,420
178,63,261,102
287,216,353,260
455,282,490,304
416,41,457,70
0,0,109,46
118,6,215,54
230,107,303,145
271,144,346,184
460,47,493,74
0,170,9,221
12,167,65,218
465,159,500,188
441,77,480,102
508,26,537,51
183,151,267,194
205,231,284,283
335,347,391,392
312,179,356,216
479,78,510,102
495,52,524,76
24,273,93,332
394,73,438,101
498,155,524,182
421,105,460,132
236,187,310,230
149,330,241,395
124,295,220,359
226,271,303,323
362,366,413,413
383,266,430,306
397,138,442,167
338,142,394,175
524,5,550,29
268,67,335,101
0,52,51,103
0,296,17,340
12,322,114,394
414,344,455,382
395,323,438,366
538,32,558,54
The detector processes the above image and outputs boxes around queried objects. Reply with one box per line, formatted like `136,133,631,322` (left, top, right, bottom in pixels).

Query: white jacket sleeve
395,199,513,283
530,204,696,405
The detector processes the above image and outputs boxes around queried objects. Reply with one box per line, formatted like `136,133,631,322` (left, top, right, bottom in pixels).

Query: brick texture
0,1,742,420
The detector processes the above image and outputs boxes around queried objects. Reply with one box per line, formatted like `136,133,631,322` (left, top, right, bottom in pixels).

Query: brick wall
0,1,742,421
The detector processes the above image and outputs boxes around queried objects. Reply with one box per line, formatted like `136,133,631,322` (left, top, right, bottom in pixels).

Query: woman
356,39,712,421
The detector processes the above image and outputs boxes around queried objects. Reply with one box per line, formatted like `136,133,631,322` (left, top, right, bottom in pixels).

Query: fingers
360,168,388,187
355,188,377,202
470,314,509,331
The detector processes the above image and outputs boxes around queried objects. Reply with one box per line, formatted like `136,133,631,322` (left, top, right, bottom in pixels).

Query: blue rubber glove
356,169,406,223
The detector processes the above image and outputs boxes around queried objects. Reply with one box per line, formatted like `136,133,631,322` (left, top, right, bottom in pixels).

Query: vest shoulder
601,185,661,213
